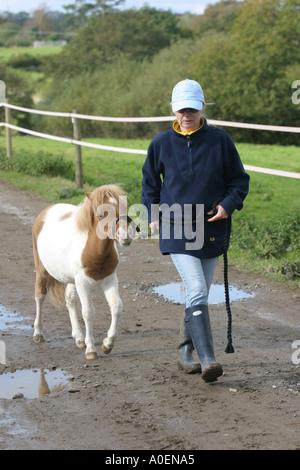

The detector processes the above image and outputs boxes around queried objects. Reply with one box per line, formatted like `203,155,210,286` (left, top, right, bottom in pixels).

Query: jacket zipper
186,136,194,175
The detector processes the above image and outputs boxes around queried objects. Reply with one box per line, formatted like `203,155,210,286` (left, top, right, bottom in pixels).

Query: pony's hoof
76,340,86,349
85,351,97,360
33,334,44,344
102,343,112,355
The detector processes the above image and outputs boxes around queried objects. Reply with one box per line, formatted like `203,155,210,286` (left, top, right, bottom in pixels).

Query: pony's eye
97,210,107,218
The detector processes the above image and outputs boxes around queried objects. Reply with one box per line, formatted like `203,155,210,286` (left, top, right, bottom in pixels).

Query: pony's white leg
33,294,45,343
101,272,123,354
65,283,85,349
75,275,97,360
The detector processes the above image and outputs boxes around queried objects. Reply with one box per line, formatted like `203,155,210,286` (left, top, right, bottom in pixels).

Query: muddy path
0,179,299,450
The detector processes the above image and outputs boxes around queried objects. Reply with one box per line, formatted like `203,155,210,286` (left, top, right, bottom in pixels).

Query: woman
142,79,249,383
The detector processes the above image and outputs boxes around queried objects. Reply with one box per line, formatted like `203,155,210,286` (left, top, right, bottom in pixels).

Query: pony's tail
47,275,66,306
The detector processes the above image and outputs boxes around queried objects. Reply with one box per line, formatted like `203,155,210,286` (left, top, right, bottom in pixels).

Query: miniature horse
32,184,133,360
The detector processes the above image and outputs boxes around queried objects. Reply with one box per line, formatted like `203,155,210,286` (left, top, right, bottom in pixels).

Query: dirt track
0,178,299,450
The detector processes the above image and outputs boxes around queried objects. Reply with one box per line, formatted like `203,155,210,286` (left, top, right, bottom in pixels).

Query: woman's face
174,108,202,133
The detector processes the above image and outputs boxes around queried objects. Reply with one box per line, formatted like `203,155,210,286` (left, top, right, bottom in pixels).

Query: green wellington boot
185,304,223,383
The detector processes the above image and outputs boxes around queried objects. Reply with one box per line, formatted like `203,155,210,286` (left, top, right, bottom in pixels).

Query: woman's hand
207,205,228,222
149,220,160,234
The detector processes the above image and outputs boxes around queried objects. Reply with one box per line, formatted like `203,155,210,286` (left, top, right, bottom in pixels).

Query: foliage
34,0,299,143
0,12,30,27
0,62,34,128
45,7,182,79
0,148,74,179
0,9,71,45
231,209,300,279
58,187,85,199
189,0,300,144
39,40,195,138
0,21,22,46
7,53,42,70
23,6,55,38
189,0,241,34
63,0,125,28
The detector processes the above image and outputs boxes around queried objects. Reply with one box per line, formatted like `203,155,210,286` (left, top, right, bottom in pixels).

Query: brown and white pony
32,184,134,359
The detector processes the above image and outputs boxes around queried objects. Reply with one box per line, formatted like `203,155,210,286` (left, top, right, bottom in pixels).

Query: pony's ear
84,190,91,200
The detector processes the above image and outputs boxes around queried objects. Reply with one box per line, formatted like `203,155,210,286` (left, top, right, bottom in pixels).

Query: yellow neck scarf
173,117,205,136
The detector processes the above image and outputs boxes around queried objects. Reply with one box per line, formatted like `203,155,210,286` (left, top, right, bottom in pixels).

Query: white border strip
1,122,299,179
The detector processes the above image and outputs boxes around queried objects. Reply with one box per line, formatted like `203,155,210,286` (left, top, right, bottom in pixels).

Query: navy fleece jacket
142,118,250,258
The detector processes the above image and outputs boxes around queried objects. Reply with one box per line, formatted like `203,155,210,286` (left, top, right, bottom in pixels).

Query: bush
0,148,74,179
231,209,300,279
7,53,42,70
58,187,85,199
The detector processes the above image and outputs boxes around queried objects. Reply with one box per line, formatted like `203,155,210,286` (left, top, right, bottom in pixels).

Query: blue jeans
170,254,219,308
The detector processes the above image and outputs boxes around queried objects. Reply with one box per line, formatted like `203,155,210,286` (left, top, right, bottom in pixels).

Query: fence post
72,110,83,189
5,99,12,159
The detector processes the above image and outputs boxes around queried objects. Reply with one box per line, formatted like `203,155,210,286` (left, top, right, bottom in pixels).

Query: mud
0,178,299,450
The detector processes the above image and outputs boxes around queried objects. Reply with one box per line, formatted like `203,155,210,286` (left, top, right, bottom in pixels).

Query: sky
1,0,218,16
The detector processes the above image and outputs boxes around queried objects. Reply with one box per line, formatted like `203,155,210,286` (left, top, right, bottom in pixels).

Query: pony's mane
76,184,127,233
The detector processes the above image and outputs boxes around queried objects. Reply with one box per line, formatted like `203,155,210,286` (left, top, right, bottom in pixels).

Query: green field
0,134,299,285
0,46,64,63
0,45,64,99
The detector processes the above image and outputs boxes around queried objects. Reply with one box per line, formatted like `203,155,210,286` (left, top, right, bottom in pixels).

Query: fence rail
0,100,299,184
2,101,300,131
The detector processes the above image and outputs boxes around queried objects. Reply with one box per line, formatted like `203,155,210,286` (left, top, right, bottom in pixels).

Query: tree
189,0,300,143
24,6,55,39
0,21,22,46
47,8,181,77
191,0,241,34
63,0,125,28
0,11,29,27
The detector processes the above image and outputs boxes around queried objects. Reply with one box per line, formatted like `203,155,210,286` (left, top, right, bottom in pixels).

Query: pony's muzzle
114,216,140,244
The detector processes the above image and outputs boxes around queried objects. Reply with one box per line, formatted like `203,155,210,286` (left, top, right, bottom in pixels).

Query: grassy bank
0,135,299,286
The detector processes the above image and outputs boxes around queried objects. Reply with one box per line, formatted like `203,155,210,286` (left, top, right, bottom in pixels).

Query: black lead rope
206,197,234,354
223,217,234,354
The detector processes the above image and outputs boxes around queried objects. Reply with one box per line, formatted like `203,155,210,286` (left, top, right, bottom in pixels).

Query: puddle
0,305,31,331
153,282,255,305
0,368,70,399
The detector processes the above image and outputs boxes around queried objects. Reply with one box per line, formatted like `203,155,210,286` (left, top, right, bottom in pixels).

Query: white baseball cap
171,79,205,112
